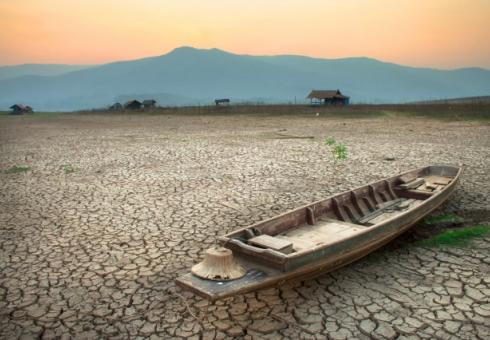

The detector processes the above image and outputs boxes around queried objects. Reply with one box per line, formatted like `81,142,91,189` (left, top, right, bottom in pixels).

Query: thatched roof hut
142,99,157,108
124,100,142,110
9,104,33,114
307,90,349,105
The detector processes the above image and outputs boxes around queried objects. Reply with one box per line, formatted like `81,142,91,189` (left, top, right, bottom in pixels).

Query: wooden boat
176,165,461,300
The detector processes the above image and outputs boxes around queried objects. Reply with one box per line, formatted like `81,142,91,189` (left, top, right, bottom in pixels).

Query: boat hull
176,165,461,301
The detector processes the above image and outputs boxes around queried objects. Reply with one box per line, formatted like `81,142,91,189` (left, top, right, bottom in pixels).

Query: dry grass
81,102,490,121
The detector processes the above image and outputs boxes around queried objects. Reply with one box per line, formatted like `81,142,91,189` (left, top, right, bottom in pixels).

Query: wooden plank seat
397,178,425,190
277,218,366,252
425,175,452,186
394,175,449,200
248,235,293,254
397,175,451,194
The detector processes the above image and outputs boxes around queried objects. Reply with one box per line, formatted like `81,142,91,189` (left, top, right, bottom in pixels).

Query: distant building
124,100,142,110
9,104,33,114
215,98,230,106
142,99,157,108
307,90,349,105
109,102,123,111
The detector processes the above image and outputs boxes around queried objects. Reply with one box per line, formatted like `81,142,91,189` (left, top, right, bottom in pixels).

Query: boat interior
224,166,458,257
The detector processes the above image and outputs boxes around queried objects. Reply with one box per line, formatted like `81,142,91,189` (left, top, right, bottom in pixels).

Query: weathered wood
343,204,359,221
305,207,316,225
425,175,452,185
434,184,445,191
175,185,451,300
394,188,434,200
398,198,415,209
177,165,462,300
332,198,349,221
376,198,405,210
399,173,417,183
416,182,431,191
398,178,425,190
358,198,405,224
361,196,375,211
350,191,364,215
384,180,397,200
369,200,423,225
278,218,365,252
249,235,293,254
378,191,390,202
368,184,386,205
191,246,246,281
425,182,438,190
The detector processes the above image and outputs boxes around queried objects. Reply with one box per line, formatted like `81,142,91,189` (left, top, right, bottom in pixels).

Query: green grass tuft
324,137,336,146
62,164,75,174
417,225,490,247
423,214,464,225
3,165,30,174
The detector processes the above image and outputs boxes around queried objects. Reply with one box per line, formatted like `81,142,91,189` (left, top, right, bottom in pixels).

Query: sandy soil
0,113,489,339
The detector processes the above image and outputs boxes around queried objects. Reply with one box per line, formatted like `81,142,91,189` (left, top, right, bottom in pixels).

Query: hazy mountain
0,64,94,80
1,47,489,111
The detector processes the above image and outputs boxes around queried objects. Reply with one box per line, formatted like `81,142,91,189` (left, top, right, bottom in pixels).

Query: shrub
324,137,348,162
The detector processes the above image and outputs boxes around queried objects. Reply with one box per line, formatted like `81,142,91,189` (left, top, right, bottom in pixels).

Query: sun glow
1,0,489,68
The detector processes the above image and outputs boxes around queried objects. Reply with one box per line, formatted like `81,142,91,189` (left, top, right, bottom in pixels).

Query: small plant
324,137,336,146
333,143,348,161
324,137,348,162
417,225,490,247
3,165,30,174
62,164,75,174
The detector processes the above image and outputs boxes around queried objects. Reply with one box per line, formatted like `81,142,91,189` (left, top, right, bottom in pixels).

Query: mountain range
0,64,92,81
1,46,489,111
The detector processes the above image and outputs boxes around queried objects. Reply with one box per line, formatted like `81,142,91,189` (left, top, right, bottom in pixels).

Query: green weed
3,165,30,174
324,137,336,146
417,225,490,247
62,164,75,174
324,137,348,162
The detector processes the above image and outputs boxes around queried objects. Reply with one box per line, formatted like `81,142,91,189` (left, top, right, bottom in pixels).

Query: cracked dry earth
0,113,489,340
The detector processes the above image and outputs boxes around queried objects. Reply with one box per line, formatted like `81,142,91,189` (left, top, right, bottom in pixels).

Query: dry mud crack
0,114,489,339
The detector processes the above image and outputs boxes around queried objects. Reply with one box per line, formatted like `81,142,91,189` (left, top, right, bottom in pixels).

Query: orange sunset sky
1,0,489,68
